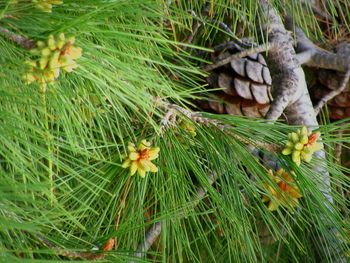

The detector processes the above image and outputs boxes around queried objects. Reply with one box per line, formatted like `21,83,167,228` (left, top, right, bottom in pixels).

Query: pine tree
1,1,350,262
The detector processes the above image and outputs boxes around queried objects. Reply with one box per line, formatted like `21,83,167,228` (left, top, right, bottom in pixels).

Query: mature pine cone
198,41,350,121
197,42,273,118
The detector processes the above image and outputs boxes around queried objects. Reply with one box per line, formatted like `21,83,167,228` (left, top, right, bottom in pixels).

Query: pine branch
259,1,346,261
131,172,218,261
36,234,114,260
285,17,350,115
0,27,36,49
288,19,350,73
157,99,280,152
314,69,350,115
184,10,202,45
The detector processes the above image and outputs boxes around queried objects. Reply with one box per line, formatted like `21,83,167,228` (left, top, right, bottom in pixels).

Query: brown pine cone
197,42,273,118
310,43,350,120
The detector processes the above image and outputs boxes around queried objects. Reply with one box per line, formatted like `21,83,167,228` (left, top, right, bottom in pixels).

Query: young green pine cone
282,127,323,166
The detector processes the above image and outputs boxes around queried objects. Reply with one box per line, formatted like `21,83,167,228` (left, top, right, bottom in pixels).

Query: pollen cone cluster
32,0,63,12
122,140,160,178
262,169,302,211
179,119,197,137
282,127,323,166
23,33,82,87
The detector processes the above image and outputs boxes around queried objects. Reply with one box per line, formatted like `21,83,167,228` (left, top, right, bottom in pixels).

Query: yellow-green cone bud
294,143,304,151
282,147,293,155
39,57,49,69
301,152,312,163
37,41,45,48
48,51,60,70
30,48,40,55
41,48,51,56
56,39,65,49
301,126,308,137
300,135,308,145
67,36,75,44
286,141,294,148
47,35,56,50
292,151,301,166
291,132,299,143
303,147,312,154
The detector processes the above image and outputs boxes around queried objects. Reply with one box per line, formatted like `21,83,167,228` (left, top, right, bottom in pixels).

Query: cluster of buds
282,127,323,166
122,140,160,178
23,33,82,88
32,0,63,12
262,169,302,211
179,119,197,137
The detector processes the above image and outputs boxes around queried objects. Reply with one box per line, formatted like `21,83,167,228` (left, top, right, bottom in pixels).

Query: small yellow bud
300,135,308,145
291,133,299,143
39,57,49,70
23,73,36,84
56,39,65,49
292,151,301,166
25,60,36,67
41,48,51,57
48,51,60,70
37,41,46,48
301,152,312,163
294,143,303,151
57,33,65,41
286,141,293,148
301,126,308,137
30,48,40,55
67,36,76,44
47,35,56,50
282,147,292,155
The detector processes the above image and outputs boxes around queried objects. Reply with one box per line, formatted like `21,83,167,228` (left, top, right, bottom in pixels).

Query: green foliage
1,0,350,262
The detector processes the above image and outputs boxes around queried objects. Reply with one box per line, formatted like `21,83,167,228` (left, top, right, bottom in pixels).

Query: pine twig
159,108,176,135
288,18,350,73
335,131,343,165
0,27,36,49
314,69,350,115
131,172,217,261
156,99,280,153
184,10,202,46
36,234,114,260
133,221,162,259
202,42,276,71
259,2,347,261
